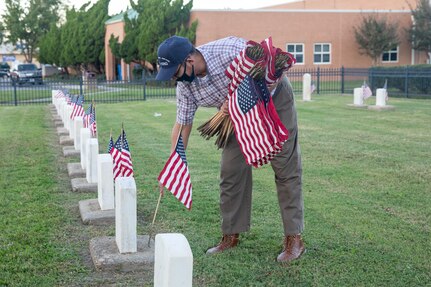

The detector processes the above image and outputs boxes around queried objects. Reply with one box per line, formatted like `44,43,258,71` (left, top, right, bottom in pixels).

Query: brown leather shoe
277,234,305,262
206,234,239,255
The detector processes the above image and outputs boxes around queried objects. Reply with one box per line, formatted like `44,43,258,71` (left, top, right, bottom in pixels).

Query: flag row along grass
0,95,430,286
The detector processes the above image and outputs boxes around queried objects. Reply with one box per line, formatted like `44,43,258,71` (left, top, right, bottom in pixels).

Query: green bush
369,65,431,94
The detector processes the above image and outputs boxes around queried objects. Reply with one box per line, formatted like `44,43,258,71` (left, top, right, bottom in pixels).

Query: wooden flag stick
147,191,163,247
147,124,184,247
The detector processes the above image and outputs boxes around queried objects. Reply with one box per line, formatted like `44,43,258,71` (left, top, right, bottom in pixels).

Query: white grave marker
86,138,99,184
303,73,312,101
376,88,387,106
97,154,114,210
353,88,364,106
154,233,193,287
74,116,84,151
115,177,137,253
80,128,91,169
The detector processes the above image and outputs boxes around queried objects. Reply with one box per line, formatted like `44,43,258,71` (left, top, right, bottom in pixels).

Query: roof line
191,9,412,14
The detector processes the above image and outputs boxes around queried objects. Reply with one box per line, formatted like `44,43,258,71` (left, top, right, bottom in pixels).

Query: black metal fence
1,67,430,106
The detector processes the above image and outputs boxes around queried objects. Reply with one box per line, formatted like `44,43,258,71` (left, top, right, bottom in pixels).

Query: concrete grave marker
154,233,193,287
80,128,91,170
302,73,312,101
115,177,137,253
86,138,99,184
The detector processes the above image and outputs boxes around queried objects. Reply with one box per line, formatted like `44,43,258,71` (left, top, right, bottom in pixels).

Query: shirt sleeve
176,83,198,125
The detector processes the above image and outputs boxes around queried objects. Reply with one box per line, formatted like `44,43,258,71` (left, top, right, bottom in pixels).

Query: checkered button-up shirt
176,36,247,125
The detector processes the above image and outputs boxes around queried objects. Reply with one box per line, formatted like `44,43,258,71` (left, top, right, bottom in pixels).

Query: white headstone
353,88,364,105
303,73,312,101
97,154,114,210
86,138,99,184
62,102,68,127
68,105,75,139
115,177,137,253
154,233,193,287
376,89,387,106
52,90,58,105
73,116,84,151
80,128,91,170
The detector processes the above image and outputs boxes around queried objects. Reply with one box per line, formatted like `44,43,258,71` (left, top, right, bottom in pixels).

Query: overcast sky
0,0,296,16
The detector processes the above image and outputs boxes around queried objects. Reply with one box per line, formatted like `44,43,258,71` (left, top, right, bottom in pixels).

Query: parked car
10,63,43,85
0,62,10,78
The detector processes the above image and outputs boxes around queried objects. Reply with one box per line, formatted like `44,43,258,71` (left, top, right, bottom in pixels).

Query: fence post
317,67,320,94
13,80,18,106
404,66,409,98
341,66,345,94
142,73,147,101
80,77,83,96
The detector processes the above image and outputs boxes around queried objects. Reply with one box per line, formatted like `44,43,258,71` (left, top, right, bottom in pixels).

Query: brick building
104,0,429,81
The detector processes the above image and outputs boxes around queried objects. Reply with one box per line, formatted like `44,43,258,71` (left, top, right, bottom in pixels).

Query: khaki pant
220,76,304,236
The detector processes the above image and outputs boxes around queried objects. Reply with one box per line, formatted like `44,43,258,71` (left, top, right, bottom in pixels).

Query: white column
80,128,91,169
302,73,311,101
115,177,137,253
73,116,83,151
154,233,193,287
376,89,387,106
353,88,364,105
86,138,99,184
97,154,114,210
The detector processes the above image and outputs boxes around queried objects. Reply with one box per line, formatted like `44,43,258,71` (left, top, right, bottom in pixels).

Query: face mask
176,64,195,83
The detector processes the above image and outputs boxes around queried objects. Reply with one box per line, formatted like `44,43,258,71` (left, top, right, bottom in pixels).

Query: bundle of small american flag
108,128,134,180
199,37,295,167
226,37,295,167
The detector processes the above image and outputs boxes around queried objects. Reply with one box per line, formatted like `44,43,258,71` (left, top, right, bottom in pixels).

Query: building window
314,43,331,64
382,46,399,63
286,43,304,64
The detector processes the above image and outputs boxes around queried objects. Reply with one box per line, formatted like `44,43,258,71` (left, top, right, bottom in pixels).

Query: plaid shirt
176,36,247,125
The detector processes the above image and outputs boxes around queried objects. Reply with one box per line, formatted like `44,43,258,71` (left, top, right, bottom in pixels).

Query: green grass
0,95,430,286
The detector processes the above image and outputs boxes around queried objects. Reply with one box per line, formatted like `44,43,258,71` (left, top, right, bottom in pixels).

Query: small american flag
55,90,65,98
120,129,134,177
311,82,316,94
158,135,192,210
83,103,92,128
111,135,122,180
70,95,85,119
362,80,372,99
383,79,388,101
89,105,97,137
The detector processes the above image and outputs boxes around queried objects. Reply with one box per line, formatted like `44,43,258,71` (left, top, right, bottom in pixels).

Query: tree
109,0,197,72
1,0,61,63
38,0,110,73
409,0,431,62
354,15,399,65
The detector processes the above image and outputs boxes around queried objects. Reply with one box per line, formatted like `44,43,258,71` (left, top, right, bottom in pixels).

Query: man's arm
170,122,193,152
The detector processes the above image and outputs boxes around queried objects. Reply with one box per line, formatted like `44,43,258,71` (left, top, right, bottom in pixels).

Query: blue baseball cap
156,36,193,81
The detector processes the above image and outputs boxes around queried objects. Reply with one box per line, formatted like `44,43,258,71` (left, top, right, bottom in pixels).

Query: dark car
0,62,10,78
10,63,43,85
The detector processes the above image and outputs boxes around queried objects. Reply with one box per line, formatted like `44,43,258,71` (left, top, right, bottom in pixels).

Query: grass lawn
0,95,430,286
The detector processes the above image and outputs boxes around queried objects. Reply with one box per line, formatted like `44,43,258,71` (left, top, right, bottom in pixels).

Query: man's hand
220,99,229,115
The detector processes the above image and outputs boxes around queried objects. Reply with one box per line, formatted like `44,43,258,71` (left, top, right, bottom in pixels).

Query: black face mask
176,63,195,83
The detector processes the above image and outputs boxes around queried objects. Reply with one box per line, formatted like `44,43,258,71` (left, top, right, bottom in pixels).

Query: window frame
313,43,331,65
381,45,399,63
286,43,305,65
